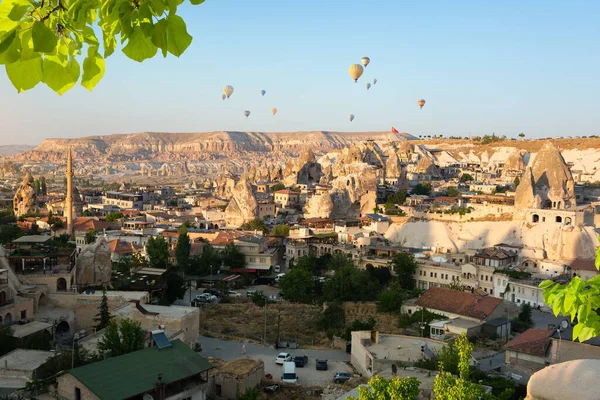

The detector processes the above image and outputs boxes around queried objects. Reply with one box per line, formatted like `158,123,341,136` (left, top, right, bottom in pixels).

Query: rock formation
525,359,600,400
225,178,258,227
414,157,441,178
73,238,112,287
503,150,526,175
385,152,402,178
515,142,576,210
13,172,37,217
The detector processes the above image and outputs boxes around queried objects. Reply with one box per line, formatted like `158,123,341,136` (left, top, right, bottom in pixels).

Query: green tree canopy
240,218,268,234
348,376,420,400
386,190,408,205
323,265,380,302
446,186,459,197
278,267,315,303
94,288,112,330
390,252,418,290
175,225,191,269
460,173,474,182
0,0,206,95
377,281,406,313
97,319,146,357
84,228,97,244
105,212,124,222
269,224,290,237
146,236,169,268
221,243,245,269
318,301,346,333
411,183,432,196
271,182,285,192
160,267,186,304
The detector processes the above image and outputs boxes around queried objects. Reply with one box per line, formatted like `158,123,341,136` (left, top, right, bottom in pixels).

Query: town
0,132,598,399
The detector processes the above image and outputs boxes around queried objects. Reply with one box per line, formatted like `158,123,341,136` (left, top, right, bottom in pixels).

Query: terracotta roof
504,328,551,357
73,218,118,232
211,231,243,247
415,287,502,320
570,258,597,272
108,239,143,255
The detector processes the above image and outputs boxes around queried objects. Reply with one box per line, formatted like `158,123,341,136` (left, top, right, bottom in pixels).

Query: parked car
333,371,352,384
263,384,280,393
281,361,297,383
204,289,223,297
275,352,292,365
246,289,257,297
316,359,328,371
294,355,308,367
195,293,217,302
227,290,242,297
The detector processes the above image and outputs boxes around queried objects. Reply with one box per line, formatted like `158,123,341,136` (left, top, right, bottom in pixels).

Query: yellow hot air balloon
348,64,364,83
361,57,370,68
418,99,426,109
223,85,234,98
271,108,278,115
244,110,251,118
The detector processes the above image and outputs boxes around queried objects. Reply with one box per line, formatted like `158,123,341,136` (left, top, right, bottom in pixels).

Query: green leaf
166,0,184,14
19,26,40,61
42,56,80,95
0,28,17,54
552,293,564,317
5,56,42,92
539,280,555,289
579,326,597,342
595,243,600,270
189,0,205,5
564,292,576,316
122,27,157,62
165,14,192,57
578,303,589,323
151,18,167,57
572,323,583,342
0,28,21,64
7,4,30,21
32,21,58,53
149,0,166,15
81,52,105,91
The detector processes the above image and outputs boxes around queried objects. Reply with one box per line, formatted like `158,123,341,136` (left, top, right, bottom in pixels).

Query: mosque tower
66,146,74,237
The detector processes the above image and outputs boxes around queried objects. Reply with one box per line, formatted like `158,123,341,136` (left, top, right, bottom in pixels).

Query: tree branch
40,0,64,22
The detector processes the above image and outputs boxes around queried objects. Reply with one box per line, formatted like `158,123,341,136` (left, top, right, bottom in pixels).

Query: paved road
531,309,565,329
197,336,352,386
476,352,506,372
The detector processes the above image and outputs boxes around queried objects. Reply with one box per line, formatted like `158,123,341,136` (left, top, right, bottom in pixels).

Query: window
430,272,433,277
216,385,222,396
250,257,256,263
260,257,266,263
75,388,81,400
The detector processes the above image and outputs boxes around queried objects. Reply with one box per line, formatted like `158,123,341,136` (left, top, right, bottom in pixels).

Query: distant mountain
5,131,417,163
0,144,35,157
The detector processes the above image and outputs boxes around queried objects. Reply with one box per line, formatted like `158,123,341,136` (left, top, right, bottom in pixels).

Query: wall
350,331,376,377
0,296,34,325
47,292,130,331
55,373,101,400
506,350,546,371
549,338,600,363
20,272,73,294
209,364,264,400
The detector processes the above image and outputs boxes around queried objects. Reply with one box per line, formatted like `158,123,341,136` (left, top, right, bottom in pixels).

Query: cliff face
6,131,416,163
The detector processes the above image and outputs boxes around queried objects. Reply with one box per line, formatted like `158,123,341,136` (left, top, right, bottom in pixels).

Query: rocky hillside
0,145,35,157
5,131,416,163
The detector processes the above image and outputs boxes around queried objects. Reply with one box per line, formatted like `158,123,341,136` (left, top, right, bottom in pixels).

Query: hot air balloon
244,110,251,118
348,64,364,83
221,94,226,101
366,83,371,90
372,78,377,85
361,57,370,68
271,108,278,115
349,114,355,122
418,99,426,109
223,85,234,99
261,90,266,96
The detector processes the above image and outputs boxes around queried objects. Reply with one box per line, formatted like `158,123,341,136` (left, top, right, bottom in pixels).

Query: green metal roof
69,339,213,400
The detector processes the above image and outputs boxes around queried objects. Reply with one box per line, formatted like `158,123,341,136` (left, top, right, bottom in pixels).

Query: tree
446,279,465,292
387,190,407,205
377,281,406,313
460,173,474,182
348,376,420,400
271,183,285,192
446,186,459,197
278,268,315,303
84,229,97,244
240,218,267,233
0,0,205,95
518,133,525,139
40,176,47,195
105,212,124,222
390,253,418,290
188,243,220,275
318,301,346,334
160,267,186,304
366,264,392,286
0,325,17,357
343,317,376,341
513,176,520,187
323,265,381,302
0,224,25,245
326,253,353,271
97,319,146,357
411,183,432,196
33,179,40,196
175,225,191,269
94,289,112,330
146,236,169,268
516,303,534,331
269,224,290,237
221,244,245,269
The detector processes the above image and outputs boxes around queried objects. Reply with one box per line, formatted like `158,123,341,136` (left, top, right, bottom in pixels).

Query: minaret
66,146,74,238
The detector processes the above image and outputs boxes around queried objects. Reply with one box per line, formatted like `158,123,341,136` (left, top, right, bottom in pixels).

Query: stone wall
55,373,100,400
506,350,546,371
20,273,73,294
549,338,600,363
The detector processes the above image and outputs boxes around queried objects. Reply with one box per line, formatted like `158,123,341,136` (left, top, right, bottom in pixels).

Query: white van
281,361,297,383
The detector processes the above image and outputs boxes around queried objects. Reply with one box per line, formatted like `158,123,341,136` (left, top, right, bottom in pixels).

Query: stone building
208,358,264,400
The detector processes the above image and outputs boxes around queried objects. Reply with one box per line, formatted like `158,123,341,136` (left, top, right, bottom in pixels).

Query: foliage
495,269,531,280
446,186,459,197
516,303,533,331
326,252,353,271
415,339,460,376
146,236,169,268
348,375,420,400
175,225,191,269
386,190,408,205
513,176,520,187
389,252,418,290
518,133,525,138
0,210,16,225
446,278,465,292
377,281,406,313
98,319,145,357
84,228,97,244
0,325,17,357
220,243,246,269
160,267,186,304
0,0,205,95
240,218,267,234
0,224,25,244
398,308,446,337
318,301,346,334
105,212,124,222
94,288,112,330
188,243,220,275
278,267,315,303
269,224,290,237
271,182,285,192
323,265,380,302
250,292,266,307
366,264,392,286
236,387,260,400
460,173,474,182
411,183,432,196
479,133,504,145
343,317,376,341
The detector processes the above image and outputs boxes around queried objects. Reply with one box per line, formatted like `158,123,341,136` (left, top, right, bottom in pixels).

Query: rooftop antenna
556,320,569,362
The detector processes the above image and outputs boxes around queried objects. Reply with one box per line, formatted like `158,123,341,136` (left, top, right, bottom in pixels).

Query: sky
1,0,600,145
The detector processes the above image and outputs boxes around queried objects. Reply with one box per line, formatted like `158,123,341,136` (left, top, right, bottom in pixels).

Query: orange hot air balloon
418,99,426,109
348,64,364,83
271,108,278,115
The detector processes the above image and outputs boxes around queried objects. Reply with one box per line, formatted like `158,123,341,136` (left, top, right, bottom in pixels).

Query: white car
227,291,242,297
275,352,292,365
195,293,217,302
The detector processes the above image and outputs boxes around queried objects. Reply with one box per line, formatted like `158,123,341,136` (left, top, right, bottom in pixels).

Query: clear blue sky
1,0,599,145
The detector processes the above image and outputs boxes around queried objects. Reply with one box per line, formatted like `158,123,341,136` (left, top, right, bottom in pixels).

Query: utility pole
263,295,267,345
